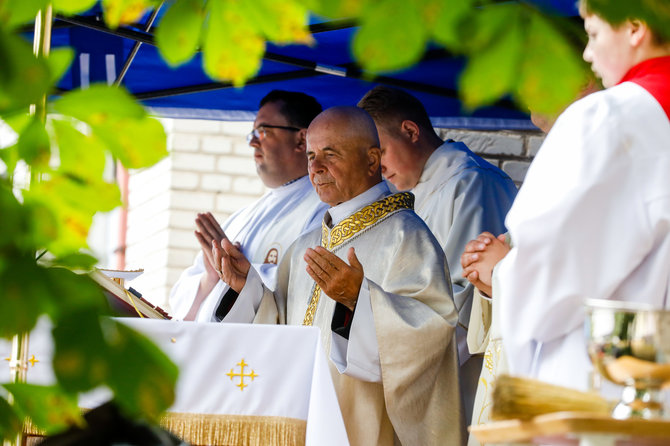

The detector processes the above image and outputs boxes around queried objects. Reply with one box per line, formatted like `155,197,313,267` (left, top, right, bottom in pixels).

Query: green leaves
53,315,178,420
201,1,266,86
459,4,525,110
155,0,204,66
53,85,168,169
53,0,98,15
0,256,52,338
154,0,313,85
0,0,48,30
353,0,427,72
102,0,160,29
515,11,587,114
458,3,588,114
3,383,84,434
0,29,52,115
0,395,22,440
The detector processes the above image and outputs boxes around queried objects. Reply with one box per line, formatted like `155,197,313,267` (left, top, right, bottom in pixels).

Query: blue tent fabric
46,1,580,130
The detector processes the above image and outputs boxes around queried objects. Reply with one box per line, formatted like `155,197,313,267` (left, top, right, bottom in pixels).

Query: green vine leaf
459,4,524,110
353,0,427,72
425,0,474,50
103,320,178,419
17,116,50,166
242,0,313,45
3,383,84,435
0,256,53,338
0,0,48,30
46,47,75,85
0,396,22,440
24,172,121,255
53,0,98,15
52,314,178,420
202,1,265,86
102,0,158,29
0,30,51,115
514,10,588,114
52,85,168,169
155,0,205,67
52,119,106,180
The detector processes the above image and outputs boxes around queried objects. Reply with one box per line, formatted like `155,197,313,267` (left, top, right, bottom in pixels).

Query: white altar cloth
1,319,349,446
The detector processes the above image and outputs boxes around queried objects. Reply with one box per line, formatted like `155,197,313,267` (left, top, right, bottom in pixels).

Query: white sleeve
330,278,382,382
221,266,265,323
168,252,207,320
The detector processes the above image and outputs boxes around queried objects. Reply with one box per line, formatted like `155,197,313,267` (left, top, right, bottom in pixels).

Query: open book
90,269,170,320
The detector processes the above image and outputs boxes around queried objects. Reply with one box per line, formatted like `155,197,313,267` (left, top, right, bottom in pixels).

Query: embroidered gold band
161,412,306,446
24,413,306,446
302,192,414,326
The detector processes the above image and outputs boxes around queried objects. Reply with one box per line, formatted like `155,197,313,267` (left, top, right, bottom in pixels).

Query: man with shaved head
211,106,465,445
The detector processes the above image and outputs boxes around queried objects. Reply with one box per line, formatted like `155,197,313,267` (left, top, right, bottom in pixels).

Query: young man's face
376,125,424,191
582,14,635,88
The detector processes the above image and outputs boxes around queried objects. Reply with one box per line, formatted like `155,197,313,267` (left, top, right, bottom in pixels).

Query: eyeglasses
246,124,301,143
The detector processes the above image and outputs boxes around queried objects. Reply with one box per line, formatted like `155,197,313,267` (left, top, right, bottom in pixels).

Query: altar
2,319,349,446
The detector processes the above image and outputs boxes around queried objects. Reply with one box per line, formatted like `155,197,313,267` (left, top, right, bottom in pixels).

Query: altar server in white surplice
169,90,328,321
358,86,517,424
494,1,670,391
211,106,465,446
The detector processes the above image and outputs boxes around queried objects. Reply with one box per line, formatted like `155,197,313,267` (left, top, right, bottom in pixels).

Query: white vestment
225,182,465,446
411,141,517,422
169,176,328,321
498,76,670,390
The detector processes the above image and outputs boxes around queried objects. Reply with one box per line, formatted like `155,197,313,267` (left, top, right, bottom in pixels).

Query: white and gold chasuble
239,185,465,446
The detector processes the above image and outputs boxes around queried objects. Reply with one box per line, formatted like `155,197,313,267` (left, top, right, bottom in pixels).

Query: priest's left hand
304,246,363,311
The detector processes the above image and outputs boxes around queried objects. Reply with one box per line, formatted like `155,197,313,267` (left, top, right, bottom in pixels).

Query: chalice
585,298,670,419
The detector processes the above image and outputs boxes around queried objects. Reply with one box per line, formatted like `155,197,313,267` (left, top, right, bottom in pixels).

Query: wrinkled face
376,126,423,191
248,101,302,187
307,126,375,207
583,14,634,88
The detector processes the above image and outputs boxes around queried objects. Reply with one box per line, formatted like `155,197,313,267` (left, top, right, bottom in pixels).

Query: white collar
268,175,309,196
325,181,389,227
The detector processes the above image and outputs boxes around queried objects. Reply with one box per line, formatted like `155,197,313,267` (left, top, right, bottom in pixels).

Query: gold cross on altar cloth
226,359,258,391
4,354,39,367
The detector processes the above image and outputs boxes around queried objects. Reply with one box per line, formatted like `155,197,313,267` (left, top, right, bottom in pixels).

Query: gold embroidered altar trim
160,412,306,446
302,192,414,326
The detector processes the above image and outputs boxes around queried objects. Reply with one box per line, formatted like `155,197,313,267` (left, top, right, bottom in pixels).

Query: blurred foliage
0,0,173,440
151,0,590,115
0,0,626,441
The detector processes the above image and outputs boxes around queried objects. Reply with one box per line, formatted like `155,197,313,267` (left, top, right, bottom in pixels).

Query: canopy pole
6,6,53,446
114,2,164,86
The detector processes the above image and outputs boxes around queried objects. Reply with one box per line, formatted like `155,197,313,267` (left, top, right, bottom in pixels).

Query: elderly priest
210,106,465,446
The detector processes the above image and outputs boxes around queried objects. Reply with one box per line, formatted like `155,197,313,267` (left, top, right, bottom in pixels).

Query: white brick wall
123,118,544,311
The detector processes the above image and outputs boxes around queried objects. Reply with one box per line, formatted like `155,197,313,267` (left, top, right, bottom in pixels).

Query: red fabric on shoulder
619,56,670,120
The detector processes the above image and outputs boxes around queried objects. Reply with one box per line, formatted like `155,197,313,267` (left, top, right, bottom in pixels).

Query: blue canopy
46,1,579,130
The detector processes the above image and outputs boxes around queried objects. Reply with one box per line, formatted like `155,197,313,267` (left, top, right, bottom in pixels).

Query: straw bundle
490,374,612,420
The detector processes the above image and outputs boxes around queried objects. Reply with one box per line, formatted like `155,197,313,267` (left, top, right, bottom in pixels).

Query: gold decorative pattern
226,359,258,391
302,192,414,326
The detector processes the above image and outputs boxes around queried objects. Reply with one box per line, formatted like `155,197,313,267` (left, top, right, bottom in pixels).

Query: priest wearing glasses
169,90,328,321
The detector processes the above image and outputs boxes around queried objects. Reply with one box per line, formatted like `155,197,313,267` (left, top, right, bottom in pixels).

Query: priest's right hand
212,238,251,293
195,212,227,283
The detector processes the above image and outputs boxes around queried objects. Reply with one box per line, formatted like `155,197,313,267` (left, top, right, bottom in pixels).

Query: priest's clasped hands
194,212,229,284
212,238,364,311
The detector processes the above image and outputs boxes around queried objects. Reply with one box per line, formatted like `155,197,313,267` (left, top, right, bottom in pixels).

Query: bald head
306,106,383,207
